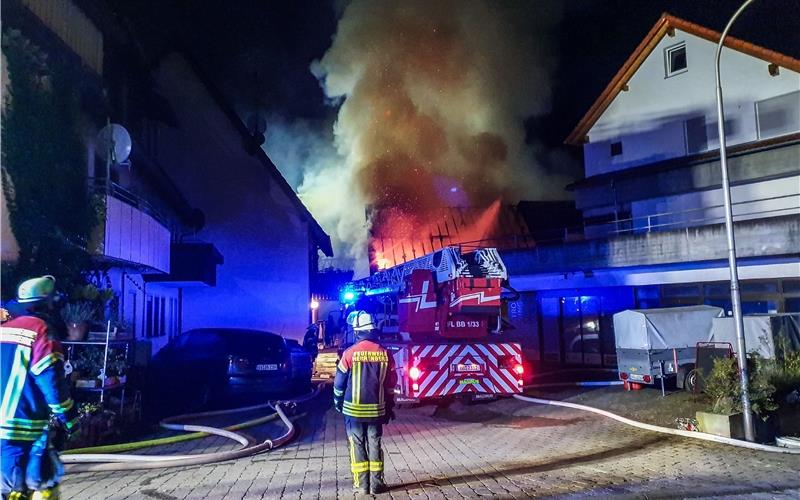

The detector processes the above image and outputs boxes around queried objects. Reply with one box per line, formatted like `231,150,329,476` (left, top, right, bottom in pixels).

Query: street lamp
310,298,320,323
714,0,756,442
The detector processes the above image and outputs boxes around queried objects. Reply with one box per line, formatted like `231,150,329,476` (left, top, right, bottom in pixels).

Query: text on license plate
256,364,278,371
456,363,481,372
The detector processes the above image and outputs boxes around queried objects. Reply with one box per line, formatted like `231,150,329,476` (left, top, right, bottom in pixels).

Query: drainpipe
715,0,756,442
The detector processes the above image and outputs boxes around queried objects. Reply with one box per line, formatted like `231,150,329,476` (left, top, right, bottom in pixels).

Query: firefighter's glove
49,421,69,451
333,399,343,413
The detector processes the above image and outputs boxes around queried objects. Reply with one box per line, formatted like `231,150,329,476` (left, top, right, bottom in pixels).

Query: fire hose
63,383,324,472
514,391,800,455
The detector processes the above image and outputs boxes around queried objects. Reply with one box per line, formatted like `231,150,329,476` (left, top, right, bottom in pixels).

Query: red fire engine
340,247,524,403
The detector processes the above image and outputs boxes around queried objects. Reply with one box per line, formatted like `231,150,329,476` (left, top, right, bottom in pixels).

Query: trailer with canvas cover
613,305,724,390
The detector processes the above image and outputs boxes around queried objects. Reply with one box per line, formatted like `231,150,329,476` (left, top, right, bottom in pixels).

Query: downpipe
63,383,323,472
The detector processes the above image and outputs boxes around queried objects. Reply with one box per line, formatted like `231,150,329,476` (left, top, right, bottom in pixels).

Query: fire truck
339,247,524,403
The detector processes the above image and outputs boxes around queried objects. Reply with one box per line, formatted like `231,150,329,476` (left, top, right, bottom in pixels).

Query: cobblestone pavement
62,391,800,499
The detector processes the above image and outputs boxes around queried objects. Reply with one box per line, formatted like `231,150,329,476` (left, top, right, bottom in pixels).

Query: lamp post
714,0,756,442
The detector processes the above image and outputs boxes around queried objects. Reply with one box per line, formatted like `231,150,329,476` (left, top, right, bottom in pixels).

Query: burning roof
368,200,533,271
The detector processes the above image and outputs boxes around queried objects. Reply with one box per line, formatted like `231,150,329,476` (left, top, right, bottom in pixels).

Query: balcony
502,214,800,276
89,181,172,273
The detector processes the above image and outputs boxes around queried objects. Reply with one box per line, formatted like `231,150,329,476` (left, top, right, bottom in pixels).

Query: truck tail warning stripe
408,343,522,399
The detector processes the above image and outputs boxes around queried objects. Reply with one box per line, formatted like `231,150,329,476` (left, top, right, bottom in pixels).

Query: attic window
610,141,623,157
665,43,687,77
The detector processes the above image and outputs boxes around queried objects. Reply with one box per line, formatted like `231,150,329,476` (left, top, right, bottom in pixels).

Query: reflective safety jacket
0,315,79,441
333,339,396,422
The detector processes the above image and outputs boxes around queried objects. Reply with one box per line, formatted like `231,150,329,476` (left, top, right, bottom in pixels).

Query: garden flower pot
696,411,744,439
66,322,89,341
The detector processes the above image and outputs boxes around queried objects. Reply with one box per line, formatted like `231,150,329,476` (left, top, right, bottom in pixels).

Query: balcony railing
88,179,172,273
456,192,800,251
88,178,175,234
589,192,800,238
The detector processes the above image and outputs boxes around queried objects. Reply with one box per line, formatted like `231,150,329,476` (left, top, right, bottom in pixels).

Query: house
502,13,800,367
1,0,332,357
144,51,333,340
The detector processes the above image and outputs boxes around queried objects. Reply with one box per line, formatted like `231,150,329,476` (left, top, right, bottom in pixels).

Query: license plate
456,363,481,373
256,364,278,371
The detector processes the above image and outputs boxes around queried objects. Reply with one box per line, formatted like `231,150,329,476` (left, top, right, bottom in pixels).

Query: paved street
62,390,800,499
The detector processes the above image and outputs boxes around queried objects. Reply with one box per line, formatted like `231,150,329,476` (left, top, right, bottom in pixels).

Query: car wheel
684,369,699,393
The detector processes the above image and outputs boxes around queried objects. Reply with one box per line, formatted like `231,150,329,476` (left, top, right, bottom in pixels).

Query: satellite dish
97,123,132,164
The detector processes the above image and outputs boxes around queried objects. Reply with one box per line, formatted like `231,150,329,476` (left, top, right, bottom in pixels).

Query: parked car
145,328,312,419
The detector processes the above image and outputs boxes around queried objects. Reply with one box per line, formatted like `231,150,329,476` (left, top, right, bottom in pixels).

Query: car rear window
225,332,286,356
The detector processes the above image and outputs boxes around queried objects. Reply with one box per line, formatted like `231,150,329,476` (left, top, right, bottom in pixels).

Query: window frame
664,42,688,78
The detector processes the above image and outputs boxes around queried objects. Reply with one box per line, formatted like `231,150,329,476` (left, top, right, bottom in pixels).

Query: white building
503,13,800,367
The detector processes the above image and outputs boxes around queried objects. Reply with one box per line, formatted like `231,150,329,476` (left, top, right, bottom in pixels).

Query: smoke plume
274,1,568,275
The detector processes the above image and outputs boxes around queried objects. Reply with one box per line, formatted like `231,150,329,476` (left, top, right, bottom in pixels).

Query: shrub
704,354,777,419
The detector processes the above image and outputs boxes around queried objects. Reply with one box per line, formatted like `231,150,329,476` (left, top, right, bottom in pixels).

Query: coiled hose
64,383,323,472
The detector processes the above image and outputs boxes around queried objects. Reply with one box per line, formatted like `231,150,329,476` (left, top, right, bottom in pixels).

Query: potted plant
696,354,778,441
61,301,95,341
106,350,128,385
72,347,104,388
760,340,800,436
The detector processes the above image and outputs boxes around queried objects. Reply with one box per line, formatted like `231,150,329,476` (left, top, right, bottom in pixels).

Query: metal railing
88,178,176,234
596,192,799,237
454,192,799,251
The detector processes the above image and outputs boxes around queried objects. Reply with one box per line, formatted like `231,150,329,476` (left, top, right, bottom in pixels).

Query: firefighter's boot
30,487,59,500
369,471,388,495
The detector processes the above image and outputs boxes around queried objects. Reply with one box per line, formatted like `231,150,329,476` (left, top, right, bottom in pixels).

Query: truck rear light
513,363,524,375
517,379,523,386
409,366,422,381
412,383,419,391
620,372,629,380
643,375,652,383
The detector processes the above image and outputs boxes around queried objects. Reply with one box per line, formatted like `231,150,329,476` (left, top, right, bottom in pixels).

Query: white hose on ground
64,383,324,472
524,381,623,389
529,368,618,379
514,393,800,454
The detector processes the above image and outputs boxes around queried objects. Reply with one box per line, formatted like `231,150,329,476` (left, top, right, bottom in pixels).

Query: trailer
340,247,524,403
613,305,724,390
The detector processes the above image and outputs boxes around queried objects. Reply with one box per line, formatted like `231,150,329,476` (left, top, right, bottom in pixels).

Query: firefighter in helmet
333,311,397,495
1,276,79,499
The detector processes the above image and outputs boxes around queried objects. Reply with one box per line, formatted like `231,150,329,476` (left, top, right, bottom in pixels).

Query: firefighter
1,276,79,499
333,311,396,495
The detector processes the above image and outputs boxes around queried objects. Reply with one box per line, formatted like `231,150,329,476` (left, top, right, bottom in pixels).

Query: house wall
153,54,312,341
583,29,800,177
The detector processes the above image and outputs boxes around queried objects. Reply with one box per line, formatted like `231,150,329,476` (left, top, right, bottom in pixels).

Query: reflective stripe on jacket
1,316,79,441
333,339,396,421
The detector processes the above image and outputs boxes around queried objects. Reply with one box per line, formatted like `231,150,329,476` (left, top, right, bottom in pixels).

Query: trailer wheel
684,369,699,393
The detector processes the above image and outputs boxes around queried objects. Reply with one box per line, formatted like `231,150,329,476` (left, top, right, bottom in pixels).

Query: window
665,43,687,77
610,141,623,157
756,90,800,139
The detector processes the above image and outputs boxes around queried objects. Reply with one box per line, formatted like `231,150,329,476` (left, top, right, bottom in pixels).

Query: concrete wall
153,54,312,341
583,29,800,177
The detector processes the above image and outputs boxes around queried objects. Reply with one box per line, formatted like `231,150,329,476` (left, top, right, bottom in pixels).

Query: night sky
111,0,799,151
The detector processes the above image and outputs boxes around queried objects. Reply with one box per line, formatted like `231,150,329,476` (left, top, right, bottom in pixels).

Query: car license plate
256,364,278,371
456,363,481,373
